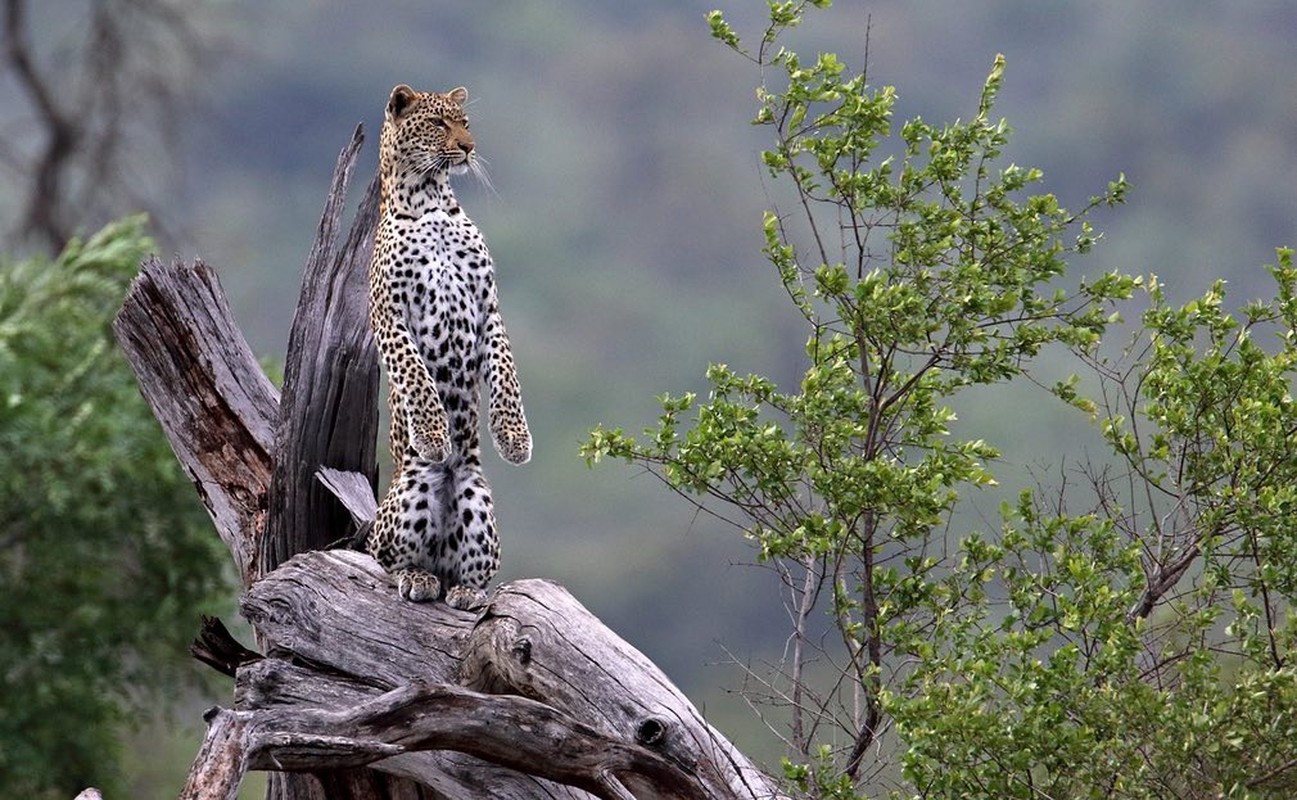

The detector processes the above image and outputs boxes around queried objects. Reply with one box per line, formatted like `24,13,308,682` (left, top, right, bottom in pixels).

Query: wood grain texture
315,466,378,532
112,257,277,585
465,580,784,799
228,550,787,799
234,659,587,800
263,124,381,575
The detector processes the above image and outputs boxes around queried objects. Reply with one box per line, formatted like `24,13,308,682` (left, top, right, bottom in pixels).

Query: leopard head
379,84,476,182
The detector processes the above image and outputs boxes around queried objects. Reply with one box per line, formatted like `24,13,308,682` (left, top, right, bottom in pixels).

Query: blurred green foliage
588,3,1297,797
0,217,230,798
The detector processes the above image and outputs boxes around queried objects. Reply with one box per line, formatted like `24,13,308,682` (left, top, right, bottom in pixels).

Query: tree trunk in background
112,128,787,800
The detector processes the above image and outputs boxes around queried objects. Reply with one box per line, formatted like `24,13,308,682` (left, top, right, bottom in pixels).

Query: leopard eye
431,117,449,130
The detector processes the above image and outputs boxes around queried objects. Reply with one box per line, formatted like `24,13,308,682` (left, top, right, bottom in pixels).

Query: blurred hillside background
2,0,1295,796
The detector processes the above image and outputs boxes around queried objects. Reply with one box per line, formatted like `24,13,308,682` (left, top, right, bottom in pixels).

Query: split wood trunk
110,126,787,800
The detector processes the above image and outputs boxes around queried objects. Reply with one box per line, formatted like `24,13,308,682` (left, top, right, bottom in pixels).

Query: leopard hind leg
441,458,500,610
369,457,451,602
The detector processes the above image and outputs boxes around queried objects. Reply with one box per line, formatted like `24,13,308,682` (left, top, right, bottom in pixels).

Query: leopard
366,83,531,609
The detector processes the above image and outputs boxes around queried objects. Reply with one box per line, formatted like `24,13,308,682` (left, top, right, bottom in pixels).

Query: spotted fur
367,84,531,609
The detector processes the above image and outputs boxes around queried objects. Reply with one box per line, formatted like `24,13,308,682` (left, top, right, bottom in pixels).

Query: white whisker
468,155,497,196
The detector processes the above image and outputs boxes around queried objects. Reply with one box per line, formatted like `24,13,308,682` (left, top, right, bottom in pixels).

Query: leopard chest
381,210,492,386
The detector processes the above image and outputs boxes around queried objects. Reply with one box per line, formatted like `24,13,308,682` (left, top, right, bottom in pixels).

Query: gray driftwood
111,127,787,799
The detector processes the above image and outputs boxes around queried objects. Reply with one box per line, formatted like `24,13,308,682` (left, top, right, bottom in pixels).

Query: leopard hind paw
444,584,488,611
395,568,442,602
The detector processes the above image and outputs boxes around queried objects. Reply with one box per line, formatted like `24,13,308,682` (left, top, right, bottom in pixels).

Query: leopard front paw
492,422,532,465
395,569,441,602
409,413,450,463
444,584,488,611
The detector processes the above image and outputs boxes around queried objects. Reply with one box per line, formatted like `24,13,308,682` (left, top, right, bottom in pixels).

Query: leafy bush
585,3,1297,797
0,217,229,798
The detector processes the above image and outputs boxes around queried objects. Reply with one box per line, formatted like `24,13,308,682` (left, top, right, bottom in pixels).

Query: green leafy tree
0,217,229,798
585,3,1297,797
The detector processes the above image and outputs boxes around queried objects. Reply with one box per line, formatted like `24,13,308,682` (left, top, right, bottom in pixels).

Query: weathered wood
254,128,392,800
230,550,786,799
195,677,723,800
316,466,378,531
191,616,262,678
465,581,779,799
234,659,590,800
112,129,425,800
234,555,592,798
180,706,250,800
243,550,471,684
113,257,278,585
263,123,380,575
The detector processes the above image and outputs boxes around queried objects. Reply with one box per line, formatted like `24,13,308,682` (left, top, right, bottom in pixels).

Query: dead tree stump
110,126,787,800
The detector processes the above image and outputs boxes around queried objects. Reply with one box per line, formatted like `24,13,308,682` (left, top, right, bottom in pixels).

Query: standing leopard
367,84,531,608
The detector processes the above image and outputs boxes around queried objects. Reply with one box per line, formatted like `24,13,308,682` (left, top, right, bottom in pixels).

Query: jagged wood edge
113,258,277,586
263,122,380,575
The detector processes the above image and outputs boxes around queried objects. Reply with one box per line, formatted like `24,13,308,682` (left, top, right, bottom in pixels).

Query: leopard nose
460,140,474,154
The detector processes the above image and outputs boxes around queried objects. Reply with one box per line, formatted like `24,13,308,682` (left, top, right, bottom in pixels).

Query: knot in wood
510,636,532,665
635,716,668,747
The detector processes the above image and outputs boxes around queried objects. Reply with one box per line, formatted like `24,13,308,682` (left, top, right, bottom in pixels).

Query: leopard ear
448,86,468,106
387,84,417,120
